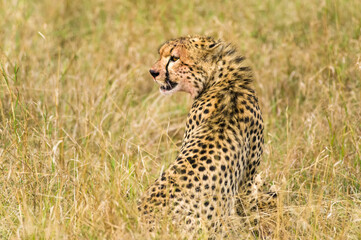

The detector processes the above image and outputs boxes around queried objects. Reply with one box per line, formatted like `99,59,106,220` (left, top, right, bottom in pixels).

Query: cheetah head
149,36,223,98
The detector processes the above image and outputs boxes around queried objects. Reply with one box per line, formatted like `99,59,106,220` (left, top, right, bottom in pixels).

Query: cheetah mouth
160,79,178,92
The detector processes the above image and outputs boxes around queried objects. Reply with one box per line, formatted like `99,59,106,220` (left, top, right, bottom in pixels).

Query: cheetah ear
207,42,223,55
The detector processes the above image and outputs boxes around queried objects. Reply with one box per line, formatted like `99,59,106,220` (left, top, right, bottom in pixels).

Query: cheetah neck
203,45,254,94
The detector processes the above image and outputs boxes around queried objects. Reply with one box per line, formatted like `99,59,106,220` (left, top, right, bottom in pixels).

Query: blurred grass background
0,0,360,239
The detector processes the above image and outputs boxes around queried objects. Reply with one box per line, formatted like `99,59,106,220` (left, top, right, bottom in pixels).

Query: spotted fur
140,36,273,236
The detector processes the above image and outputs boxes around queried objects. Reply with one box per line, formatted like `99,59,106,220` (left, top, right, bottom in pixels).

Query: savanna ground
1,0,360,239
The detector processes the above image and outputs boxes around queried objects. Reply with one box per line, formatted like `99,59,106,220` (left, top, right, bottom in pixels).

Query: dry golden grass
0,0,360,239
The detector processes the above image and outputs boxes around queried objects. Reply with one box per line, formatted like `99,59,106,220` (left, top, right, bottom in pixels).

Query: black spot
234,56,245,63
187,157,195,164
210,166,216,171
239,67,251,71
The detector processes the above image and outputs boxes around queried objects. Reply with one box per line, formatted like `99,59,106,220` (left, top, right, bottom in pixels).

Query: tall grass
0,0,360,239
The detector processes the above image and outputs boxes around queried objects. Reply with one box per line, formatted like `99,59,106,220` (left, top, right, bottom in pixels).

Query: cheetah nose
149,69,159,78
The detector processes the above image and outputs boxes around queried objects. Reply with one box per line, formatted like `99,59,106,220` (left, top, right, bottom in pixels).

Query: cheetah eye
170,56,179,62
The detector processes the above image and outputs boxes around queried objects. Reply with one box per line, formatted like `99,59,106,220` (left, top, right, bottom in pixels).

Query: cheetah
139,36,274,237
